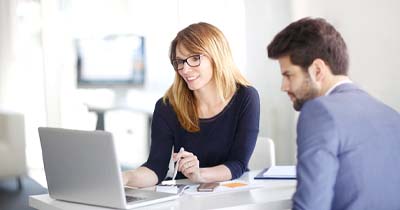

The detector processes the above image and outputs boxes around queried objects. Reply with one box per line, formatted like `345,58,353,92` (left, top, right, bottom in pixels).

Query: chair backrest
0,110,25,147
248,136,276,170
0,110,27,178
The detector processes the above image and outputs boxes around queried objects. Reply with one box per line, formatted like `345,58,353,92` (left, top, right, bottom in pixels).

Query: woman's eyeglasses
172,54,204,71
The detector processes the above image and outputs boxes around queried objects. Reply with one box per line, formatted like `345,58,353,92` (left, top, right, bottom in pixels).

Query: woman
123,22,260,187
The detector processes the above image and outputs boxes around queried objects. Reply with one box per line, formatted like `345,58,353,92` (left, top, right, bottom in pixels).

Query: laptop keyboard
126,195,145,203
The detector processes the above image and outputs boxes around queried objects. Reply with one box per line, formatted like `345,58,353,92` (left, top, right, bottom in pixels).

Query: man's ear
308,58,328,82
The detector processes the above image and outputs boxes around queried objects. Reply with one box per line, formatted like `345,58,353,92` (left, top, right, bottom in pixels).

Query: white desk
29,171,296,210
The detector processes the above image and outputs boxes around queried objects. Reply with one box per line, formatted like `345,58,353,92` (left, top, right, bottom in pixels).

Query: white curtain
0,0,49,169
0,0,17,108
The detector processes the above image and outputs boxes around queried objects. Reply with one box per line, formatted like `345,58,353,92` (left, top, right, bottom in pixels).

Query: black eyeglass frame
172,54,204,71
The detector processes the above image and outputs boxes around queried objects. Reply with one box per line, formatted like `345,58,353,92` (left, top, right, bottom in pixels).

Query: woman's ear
308,58,327,82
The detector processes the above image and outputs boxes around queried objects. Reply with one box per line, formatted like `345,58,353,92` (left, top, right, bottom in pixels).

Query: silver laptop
38,127,178,209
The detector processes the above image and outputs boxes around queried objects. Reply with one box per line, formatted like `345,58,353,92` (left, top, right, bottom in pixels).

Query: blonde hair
164,22,250,132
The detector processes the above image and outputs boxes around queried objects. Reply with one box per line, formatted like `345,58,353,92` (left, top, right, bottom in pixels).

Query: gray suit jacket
293,83,400,210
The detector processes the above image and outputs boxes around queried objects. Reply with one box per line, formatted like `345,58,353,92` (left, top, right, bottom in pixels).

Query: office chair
248,136,276,170
0,110,27,189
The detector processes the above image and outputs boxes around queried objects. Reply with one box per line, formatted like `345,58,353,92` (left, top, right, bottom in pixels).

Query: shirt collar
325,79,353,96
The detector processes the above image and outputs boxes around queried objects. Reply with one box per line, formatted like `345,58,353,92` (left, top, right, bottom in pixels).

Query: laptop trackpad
125,187,175,200
125,195,145,203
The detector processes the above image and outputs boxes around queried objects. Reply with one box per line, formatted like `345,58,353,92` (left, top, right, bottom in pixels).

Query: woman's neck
194,82,233,119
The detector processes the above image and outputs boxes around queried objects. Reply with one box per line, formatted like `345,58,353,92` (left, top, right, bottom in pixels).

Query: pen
172,147,184,181
160,147,184,186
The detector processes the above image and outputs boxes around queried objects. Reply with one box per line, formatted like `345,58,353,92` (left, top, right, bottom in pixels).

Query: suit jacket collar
329,83,361,95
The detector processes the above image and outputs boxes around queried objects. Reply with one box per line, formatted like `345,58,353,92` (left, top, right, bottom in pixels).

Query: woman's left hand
173,150,204,183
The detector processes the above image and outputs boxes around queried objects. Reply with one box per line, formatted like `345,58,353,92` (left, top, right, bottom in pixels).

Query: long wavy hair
164,22,250,132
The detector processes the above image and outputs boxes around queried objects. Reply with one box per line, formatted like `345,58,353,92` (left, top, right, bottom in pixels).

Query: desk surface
29,171,296,210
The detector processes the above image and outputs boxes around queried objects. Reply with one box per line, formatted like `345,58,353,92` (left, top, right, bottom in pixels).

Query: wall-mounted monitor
76,34,145,88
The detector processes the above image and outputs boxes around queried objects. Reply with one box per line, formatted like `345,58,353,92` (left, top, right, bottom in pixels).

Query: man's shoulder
299,83,400,129
301,83,365,113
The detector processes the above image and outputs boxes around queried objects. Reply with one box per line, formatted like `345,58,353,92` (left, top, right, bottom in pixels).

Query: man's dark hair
267,17,349,75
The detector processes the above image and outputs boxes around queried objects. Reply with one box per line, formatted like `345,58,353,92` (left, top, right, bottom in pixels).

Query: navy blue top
143,85,260,183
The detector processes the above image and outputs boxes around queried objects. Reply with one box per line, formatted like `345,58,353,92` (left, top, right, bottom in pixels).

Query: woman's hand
121,167,158,188
122,171,130,185
173,150,204,183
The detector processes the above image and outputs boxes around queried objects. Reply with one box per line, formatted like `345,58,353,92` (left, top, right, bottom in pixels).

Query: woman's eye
191,57,200,61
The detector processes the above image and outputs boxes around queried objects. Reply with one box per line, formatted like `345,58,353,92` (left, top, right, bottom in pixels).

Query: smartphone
197,182,219,192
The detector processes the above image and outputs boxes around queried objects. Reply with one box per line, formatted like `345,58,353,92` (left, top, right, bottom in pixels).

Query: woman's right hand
122,171,130,185
173,150,204,183
122,167,158,188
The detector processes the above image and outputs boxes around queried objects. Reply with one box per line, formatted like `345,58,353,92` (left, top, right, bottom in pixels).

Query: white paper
156,185,179,194
156,184,190,195
263,165,296,178
183,181,263,196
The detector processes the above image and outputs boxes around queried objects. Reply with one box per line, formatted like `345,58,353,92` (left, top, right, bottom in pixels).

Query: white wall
244,0,296,164
292,0,400,112
177,0,246,73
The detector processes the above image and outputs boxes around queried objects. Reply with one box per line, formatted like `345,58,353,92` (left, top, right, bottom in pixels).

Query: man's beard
291,77,319,111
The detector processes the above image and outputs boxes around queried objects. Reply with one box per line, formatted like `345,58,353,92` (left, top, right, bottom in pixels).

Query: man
267,17,400,210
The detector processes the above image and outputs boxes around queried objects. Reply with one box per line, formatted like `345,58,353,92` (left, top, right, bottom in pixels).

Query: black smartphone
197,182,219,192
